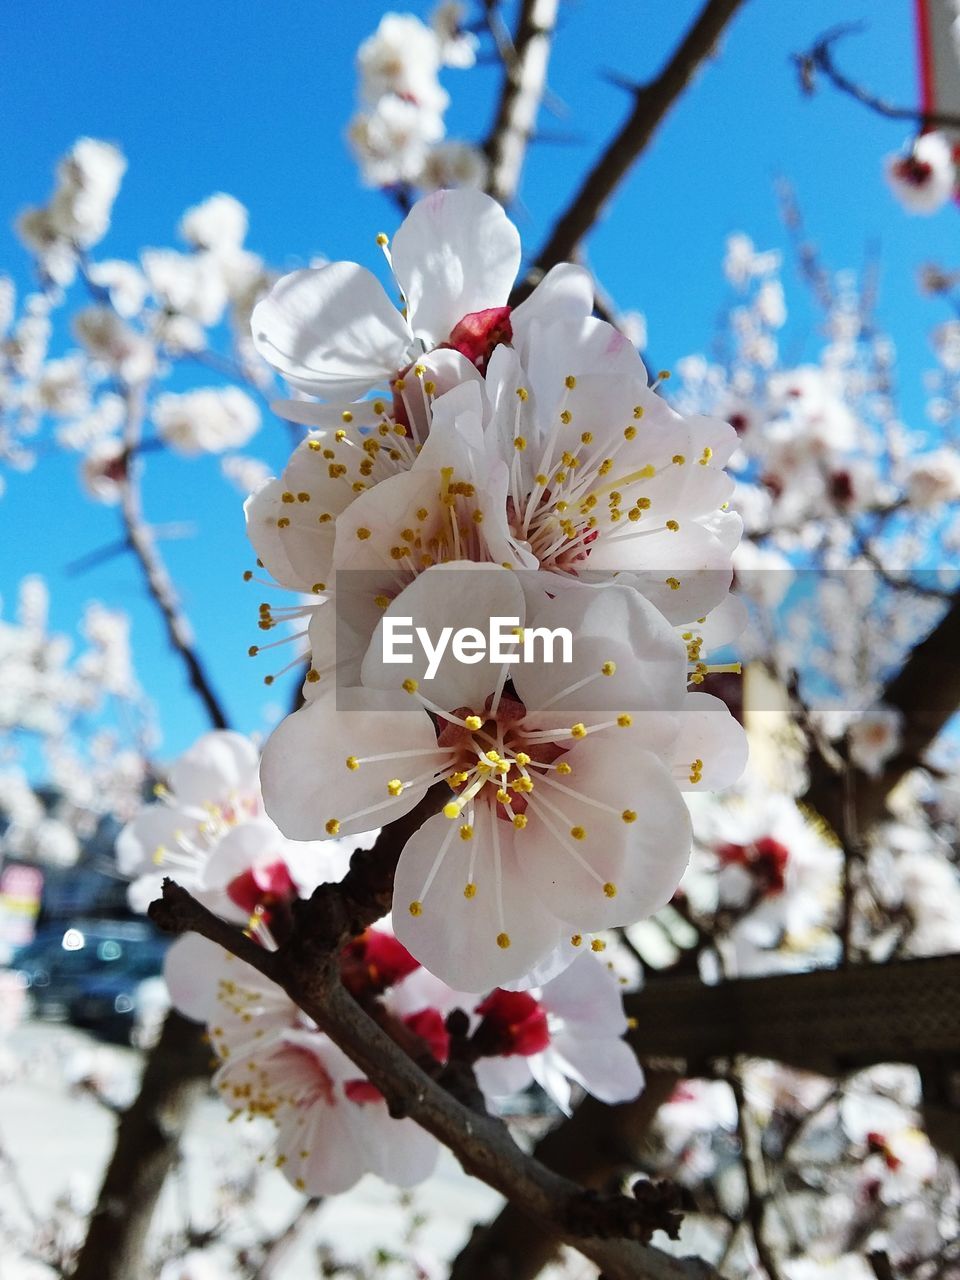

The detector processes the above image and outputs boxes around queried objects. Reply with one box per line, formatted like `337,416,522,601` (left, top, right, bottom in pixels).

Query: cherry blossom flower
885,131,956,215
251,188,593,403
260,566,746,990
904,447,960,509
117,729,368,921
179,193,249,254
473,952,644,1112
165,934,441,1195
848,703,902,777
153,386,260,456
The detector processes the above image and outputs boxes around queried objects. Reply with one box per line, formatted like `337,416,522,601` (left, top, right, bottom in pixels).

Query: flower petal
516,736,692,932
391,189,521,345
251,262,413,399
394,805,567,992
260,687,444,840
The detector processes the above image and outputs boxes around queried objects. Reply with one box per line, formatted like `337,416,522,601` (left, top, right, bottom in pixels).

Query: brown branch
514,0,747,299
117,387,230,731
70,1011,211,1280
795,24,960,132
803,592,960,836
483,0,560,205
150,876,716,1280
729,1069,783,1280
450,1070,682,1280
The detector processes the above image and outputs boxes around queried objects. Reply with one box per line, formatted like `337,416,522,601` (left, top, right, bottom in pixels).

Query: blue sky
2,0,955,761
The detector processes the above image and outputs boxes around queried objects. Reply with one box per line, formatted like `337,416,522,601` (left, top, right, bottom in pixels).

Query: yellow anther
414,363,426,377
560,409,572,424
665,577,681,591
591,939,607,952
514,436,527,451
443,801,460,819
633,405,645,419
402,678,418,694
699,446,713,464
387,779,404,797
325,819,341,836
565,375,576,389
515,386,528,401
312,582,326,593
672,454,686,465
556,761,572,775
512,813,528,829
617,714,632,728
416,507,429,521
496,932,511,949
515,751,531,766
459,824,474,841
622,809,637,823
665,520,680,532
248,645,259,656
465,715,483,731
580,431,593,444
408,900,423,916
243,569,253,581
346,756,359,771
374,594,390,608
570,825,586,840
463,883,477,899
570,933,583,947
305,669,320,683
603,882,617,898
276,517,290,529
601,661,617,677
376,232,389,245
658,369,671,380
281,491,295,503
424,380,436,394
496,789,511,804
571,723,587,739
624,425,637,440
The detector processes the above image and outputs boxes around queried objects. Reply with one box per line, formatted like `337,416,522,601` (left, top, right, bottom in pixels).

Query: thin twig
516,0,747,297
794,24,960,131
729,1068,784,1280
117,387,230,730
484,0,560,204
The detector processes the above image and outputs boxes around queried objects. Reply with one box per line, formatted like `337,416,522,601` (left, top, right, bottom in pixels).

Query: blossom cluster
348,6,486,193
245,186,747,993
121,729,644,1196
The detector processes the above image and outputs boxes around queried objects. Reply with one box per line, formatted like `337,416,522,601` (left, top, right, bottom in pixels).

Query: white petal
163,934,227,1023
259,687,444,840
361,562,527,712
516,737,692,931
552,1033,644,1104
671,692,748,791
513,581,687,716
168,731,260,807
391,189,521,344
394,806,566,992
251,262,413,399
511,264,595,357
540,951,628,1036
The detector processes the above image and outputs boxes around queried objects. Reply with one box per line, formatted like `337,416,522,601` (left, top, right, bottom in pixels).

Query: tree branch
803,592,960,835
149,875,715,1280
484,0,560,205
794,24,960,132
117,387,231,731
514,0,747,299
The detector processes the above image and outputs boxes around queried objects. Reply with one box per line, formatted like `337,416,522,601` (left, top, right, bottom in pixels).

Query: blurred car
10,919,169,1043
